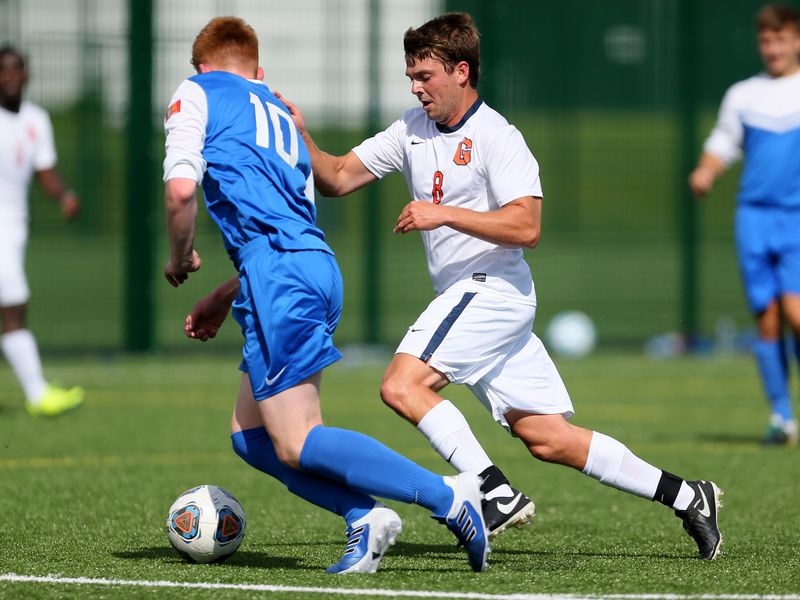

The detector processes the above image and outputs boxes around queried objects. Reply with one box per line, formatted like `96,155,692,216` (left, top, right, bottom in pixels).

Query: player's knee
379,376,409,413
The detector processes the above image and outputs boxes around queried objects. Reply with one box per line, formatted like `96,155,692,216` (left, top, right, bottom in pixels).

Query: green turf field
1,352,799,598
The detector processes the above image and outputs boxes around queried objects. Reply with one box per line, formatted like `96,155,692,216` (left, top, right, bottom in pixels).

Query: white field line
1,574,799,600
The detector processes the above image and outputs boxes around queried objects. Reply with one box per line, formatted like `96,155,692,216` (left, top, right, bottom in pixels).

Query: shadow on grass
699,432,763,445
113,547,307,570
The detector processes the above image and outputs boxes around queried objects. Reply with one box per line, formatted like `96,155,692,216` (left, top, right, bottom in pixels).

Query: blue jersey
163,71,331,261
703,71,800,208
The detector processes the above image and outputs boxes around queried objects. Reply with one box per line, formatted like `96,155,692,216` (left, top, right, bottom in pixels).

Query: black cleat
479,465,536,540
675,480,724,560
761,417,798,447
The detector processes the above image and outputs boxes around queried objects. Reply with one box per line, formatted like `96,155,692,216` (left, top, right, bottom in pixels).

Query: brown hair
404,12,480,88
191,16,259,74
755,3,800,32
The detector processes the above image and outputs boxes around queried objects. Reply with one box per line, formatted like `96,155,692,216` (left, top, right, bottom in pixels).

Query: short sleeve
163,79,208,182
32,110,57,171
703,86,743,166
351,118,406,178
485,126,542,206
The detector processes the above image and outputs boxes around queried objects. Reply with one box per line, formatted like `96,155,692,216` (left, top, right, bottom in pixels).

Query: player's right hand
60,191,80,220
688,168,713,198
164,249,202,287
273,91,305,133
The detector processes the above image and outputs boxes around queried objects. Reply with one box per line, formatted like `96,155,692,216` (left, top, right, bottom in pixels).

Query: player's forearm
36,168,69,200
214,276,240,306
164,179,199,267
301,131,349,197
689,152,726,197
697,153,726,180
442,199,541,248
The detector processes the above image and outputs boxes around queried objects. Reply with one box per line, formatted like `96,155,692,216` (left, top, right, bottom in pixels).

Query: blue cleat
326,503,403,574
437,473,490,572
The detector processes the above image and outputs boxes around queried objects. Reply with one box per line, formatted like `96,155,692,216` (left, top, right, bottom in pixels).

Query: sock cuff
653,470,684,506
478,465,509,490
298,424,325,470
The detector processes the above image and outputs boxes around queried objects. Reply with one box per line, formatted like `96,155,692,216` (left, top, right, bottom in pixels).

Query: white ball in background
545,311,597,358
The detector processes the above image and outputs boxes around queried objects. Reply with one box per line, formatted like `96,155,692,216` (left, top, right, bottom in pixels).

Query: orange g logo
453,137,472,166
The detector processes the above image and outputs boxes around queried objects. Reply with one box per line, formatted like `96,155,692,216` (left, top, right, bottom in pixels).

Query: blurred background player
0,45,84,417
279,12,724,560
165,17,490,573
689,3,800,446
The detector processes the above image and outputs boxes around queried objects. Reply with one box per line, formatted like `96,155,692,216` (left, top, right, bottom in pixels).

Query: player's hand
688,168,714,198
394,200,446,233
60,191,80,221
164,249,202,287
184,288,231,342
273,91,305,133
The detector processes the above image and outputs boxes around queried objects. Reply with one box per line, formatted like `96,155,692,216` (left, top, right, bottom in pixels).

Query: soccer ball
545,311,597,358
165,484,246,563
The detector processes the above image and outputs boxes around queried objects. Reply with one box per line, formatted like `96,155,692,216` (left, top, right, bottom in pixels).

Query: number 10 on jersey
250,92,299,169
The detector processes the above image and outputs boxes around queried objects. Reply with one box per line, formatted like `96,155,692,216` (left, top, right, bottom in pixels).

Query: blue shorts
735,205,800,314
232,238,343,400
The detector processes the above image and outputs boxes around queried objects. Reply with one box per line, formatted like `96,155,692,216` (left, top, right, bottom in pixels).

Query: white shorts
0,223,29,307
395,289,574,430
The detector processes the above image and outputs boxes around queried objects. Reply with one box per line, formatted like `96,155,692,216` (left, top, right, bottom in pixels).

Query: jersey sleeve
351,118,406,178
163,79,208,182
485,126,542,206
703,85,743,166
32,109,57,171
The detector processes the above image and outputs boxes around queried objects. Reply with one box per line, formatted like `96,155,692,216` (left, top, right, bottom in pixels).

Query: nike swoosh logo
694,486,712,518
410,328,425,332
265,365,287,386
495,492,523,515
411,140,425,145
446,448,457,463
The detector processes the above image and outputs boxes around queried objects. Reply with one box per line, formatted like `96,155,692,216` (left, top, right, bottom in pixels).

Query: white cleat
326,503,403,574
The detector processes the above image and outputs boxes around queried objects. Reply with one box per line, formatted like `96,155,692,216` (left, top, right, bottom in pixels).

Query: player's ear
256,66,264,81
455,61,470,85
197,63,212,74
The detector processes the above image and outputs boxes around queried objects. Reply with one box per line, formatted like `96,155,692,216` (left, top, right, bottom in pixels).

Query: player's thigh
735,208,777,314
233,249,343,400
0,231,30,309
395,290,535,385
231,374,263,434
776,210,800,307
781,293,800,334
467,331,574,432
255,372,324,465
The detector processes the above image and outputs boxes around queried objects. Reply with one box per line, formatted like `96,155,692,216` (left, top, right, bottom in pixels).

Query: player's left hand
164,249,202,287
394,200,446,233
60,191,80,221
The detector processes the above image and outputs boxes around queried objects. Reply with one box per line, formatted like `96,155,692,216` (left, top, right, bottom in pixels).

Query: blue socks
753,339,794,422
231,428,373,524
299,425,453,516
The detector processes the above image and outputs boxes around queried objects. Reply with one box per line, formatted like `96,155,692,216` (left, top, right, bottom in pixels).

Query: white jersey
0,101,57,224
353,100,542,304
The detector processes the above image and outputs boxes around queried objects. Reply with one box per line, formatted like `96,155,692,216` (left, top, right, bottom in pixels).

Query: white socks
417,400,494,474
1,329,47,403
582,430,693,509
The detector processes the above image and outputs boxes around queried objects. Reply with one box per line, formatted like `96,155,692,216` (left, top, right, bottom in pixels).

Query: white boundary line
1,574,798,600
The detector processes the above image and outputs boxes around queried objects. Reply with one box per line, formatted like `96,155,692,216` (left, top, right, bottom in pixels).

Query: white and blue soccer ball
545,311,597,358
165,484,246,563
